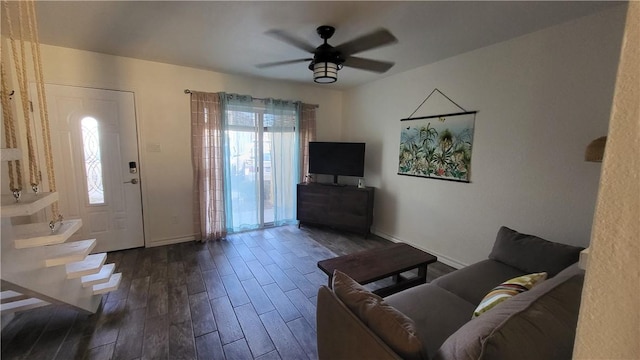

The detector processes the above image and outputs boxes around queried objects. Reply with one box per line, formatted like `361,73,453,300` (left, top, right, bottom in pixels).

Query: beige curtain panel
191,91,227,241
299,103,317,183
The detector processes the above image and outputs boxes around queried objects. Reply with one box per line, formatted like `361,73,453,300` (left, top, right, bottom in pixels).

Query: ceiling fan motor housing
308,26,344,70
308,44,344,70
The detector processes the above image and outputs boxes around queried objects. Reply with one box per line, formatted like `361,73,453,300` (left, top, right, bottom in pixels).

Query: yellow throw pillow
473,272,547,318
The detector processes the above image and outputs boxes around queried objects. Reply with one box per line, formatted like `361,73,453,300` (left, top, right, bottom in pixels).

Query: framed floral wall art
398,111,477,183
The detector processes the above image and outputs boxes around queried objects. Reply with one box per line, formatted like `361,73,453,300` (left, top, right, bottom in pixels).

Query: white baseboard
371,228,468,269
145,234,197,248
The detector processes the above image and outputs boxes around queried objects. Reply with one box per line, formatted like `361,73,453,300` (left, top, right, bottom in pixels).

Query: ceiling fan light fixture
313,61,338,83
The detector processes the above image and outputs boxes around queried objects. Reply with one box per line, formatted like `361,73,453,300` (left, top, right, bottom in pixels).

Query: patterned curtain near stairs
190,92,227,241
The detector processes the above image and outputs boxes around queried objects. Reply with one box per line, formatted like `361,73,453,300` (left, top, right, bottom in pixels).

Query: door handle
124,178,139,184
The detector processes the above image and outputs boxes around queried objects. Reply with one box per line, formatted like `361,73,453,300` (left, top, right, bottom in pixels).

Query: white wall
342,5,627,267
575,3,639,358
33,44,343,247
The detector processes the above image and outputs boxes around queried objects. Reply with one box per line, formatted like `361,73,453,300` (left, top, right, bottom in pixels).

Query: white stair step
0,298,49,314
1,192,59,218
82,263,115,287
66,253,107,279
1,148,21,161
93,273,122,295
44,239,96,267
13,219,83,249
0,291,28,304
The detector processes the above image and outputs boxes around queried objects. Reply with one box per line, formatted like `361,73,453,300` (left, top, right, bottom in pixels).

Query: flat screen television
308,142,365,185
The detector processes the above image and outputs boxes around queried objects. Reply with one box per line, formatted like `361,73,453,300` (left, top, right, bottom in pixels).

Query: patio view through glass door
225,105,297,232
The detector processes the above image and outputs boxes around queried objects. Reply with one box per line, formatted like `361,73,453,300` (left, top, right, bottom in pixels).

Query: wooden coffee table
317,243,437,297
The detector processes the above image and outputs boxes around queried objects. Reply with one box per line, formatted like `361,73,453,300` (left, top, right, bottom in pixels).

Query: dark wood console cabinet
297,183,374,236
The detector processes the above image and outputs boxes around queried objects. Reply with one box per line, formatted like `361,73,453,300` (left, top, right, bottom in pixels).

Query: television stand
296,183,374,237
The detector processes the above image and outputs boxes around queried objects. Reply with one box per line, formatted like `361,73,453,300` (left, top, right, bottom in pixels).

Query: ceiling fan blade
265,29,316,53
343,56,395,73
256,58,313,69
335,28,397,56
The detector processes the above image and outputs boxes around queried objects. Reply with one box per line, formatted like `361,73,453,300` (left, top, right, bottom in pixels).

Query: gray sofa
317,226,585,360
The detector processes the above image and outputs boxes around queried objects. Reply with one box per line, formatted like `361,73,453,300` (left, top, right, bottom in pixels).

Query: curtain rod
184,89,318,108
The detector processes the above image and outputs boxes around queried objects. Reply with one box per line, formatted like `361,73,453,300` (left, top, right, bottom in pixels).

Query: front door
32,84,144,252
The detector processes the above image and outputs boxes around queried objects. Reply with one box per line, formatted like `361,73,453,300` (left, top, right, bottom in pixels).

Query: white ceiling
3,1,623,89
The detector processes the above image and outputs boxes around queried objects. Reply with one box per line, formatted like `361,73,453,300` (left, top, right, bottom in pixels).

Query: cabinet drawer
329,191,369,216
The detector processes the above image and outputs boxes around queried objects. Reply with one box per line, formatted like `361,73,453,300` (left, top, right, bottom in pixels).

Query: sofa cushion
386,283,477,358
332,270,426,360
431,259,526,305
489,226,583,277
434,265,584,360
333,269,383,319
473,272,547,317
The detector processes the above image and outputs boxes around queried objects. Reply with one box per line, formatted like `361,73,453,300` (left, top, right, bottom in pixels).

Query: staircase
1,148,121,315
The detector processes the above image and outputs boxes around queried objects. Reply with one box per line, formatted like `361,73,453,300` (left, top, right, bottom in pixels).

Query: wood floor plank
227,255,255,281
265,249,294,270
210,296,244,345
221,274,251,307
85,342,116,360
168,285,191,324
233,243,257,262
142,315,169,360
147,280,169,318
284,268,319,298
241,278,275,315
195,331,224,360
305,270,329,288
255,350,282,360
287,317,318,360
189,292,217,337
127,276,150,310
212,253,236,276
285,289,317,331
285,254,318,275
149,262,168,284
135,256,153,279
167,244,183,263
113,307,145,359
195,249,217,272
169,320,196,359
259,310,308,360
168,261,187,288
261,283,302,323
249,247,275,267
234,303,275,357
219,240,241,259
263,264,297,292
186,269,207,295
245,260,275,286
202,268,227,299
89,300,125,349
223,339,253,360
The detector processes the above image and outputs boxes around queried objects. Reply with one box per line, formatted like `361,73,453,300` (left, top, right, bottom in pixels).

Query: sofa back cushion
489,226,583,277
433,265,584,360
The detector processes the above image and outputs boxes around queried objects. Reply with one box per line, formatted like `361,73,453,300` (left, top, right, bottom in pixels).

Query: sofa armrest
317,286,401,360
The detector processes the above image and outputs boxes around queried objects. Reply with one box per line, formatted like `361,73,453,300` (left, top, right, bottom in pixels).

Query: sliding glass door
223,98,298,232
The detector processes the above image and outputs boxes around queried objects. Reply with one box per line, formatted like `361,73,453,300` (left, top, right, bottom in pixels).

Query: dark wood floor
1,225,455,360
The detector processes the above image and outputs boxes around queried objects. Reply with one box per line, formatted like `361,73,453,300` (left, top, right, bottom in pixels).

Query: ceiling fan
256,25,398,84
